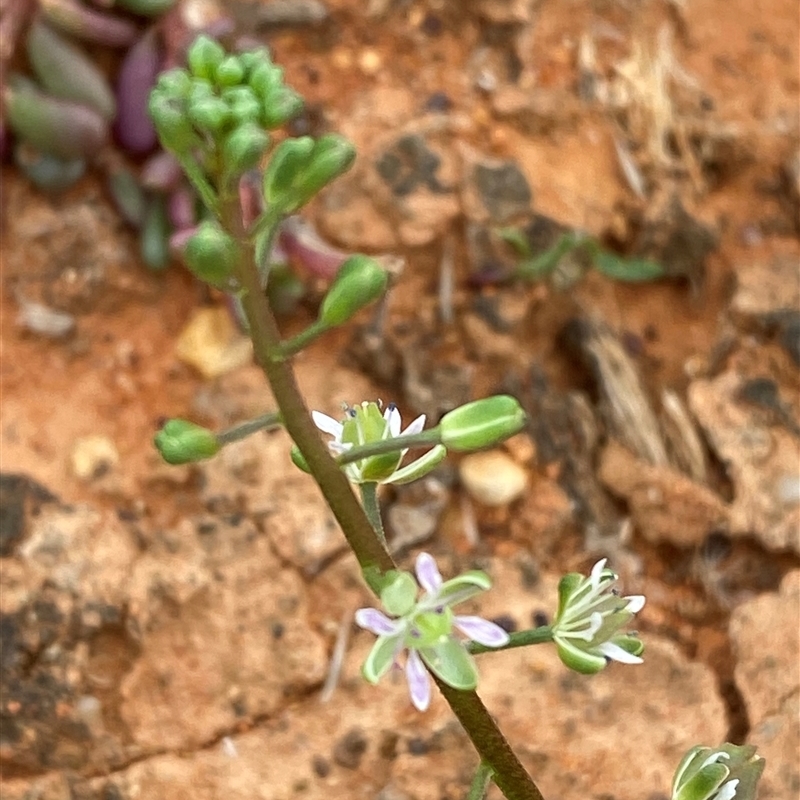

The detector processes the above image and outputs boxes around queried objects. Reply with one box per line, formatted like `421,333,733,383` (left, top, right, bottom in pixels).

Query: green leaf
515,232,578,281
592,249,664,282
496,226,532,257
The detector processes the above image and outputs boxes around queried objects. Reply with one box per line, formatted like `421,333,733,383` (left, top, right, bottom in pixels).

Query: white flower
551,558,645,674
312,401,444,484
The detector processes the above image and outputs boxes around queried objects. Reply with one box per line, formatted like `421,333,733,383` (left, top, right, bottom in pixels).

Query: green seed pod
155,419,220,464
292,133,355,205
3,78,107,159
438,396,526,451
106,166,147,227
222,122,269,174
261,135,314,212
260,85,303,129
215,55,245,87
139,195,171,270
187,35,225,81
318,255,388,327
183,220,238,288
27,18,116,121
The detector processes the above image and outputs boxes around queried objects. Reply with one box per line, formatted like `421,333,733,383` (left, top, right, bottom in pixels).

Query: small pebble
332,727,367,770
358,48,382,76
16,298,76,339
70,435,119,481
459,450,528,507
175,306,253,379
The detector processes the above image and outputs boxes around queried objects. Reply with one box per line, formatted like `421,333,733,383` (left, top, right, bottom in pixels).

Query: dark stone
375,135,451,197
0,474,58,557
490,613,517,633
406,736,429,755
472,161,532,223
332,727,368,769
312,754,330,777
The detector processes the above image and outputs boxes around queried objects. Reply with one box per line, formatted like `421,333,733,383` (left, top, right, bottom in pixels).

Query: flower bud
439,396,526,451
183,221,238,288
259,85,303,128
222,122,269,174
148,94,197,153
187,35,225,81
318,255,388,326
155,68,192,98
155,419,220,464
671,745,764,800
292,133,355,202
215,55,245,87
261,135,314,212
222,85,261,124
188,96,231,135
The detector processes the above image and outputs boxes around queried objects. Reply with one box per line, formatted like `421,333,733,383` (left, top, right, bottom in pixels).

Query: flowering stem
467,761,494,800
216,411,283,445
336,429,442,466
219,191,394,590
468,626,553,655
218,187,546,800
360,482,386,547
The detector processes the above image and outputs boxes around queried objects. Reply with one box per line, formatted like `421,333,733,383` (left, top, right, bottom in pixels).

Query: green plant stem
467,761,494,800
359,482,386,547
278,318,331,358
217,411,283,446
218,190,546,800
177,155,219,217
220,194,393,589
468,626,553,655
336,429,442,467
436,678,545,800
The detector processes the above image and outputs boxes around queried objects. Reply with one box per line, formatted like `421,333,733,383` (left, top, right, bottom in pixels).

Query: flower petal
382,445,447,486
624,594,646,613
355,607,402,636
385,404,401,438
590,558,608,588
454,616,510,647
432,571,491,609
405,649,431,711
312,411,343,439
401,414,427,437
415,552,442,595
596,640,644,665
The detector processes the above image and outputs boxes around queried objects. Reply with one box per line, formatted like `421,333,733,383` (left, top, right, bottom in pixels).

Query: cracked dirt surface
2,0,799,798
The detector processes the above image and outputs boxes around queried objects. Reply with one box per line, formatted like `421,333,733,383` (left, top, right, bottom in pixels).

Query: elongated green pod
140,195,171,270
39,0,137,47
3,78,107,159
27,18,116,121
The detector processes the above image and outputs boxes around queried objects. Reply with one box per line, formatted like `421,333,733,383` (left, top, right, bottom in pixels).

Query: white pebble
459,450,528,507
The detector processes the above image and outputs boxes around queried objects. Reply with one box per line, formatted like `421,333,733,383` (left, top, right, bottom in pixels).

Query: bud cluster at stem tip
148,35,300,172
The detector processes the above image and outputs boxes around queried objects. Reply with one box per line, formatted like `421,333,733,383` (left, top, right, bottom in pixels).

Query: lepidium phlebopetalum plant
150,35,765,800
